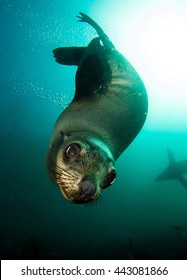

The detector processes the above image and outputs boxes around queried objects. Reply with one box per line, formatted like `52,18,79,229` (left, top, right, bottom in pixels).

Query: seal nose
80,180,96,195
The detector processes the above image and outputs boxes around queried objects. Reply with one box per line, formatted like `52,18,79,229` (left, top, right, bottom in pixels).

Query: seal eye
102,169,116,189
65,144,80,158
107,170,116,185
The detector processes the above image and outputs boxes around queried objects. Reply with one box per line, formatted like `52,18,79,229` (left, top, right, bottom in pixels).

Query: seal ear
60,131,71,142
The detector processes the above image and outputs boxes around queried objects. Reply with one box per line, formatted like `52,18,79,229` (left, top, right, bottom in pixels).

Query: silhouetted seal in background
46,13,148,204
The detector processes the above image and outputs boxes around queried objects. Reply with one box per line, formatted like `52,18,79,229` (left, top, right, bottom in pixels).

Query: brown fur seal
46,13,148,204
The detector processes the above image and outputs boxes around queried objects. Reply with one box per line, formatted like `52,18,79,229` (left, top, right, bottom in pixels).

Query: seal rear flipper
74,54,112,100
53,47,86,65
77,12,115,51
176,175,187,189
74,38,112,100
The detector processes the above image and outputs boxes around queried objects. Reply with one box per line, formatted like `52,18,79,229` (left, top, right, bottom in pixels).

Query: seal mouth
80,180,96,195
60,179,99,204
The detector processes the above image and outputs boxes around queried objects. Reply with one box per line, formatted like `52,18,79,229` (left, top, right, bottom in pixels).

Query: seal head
47,131,116,204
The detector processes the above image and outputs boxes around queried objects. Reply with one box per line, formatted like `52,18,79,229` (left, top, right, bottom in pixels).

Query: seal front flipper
53,47,85,65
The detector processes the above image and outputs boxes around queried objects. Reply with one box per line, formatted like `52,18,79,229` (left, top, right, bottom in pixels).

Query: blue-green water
1,0,187,260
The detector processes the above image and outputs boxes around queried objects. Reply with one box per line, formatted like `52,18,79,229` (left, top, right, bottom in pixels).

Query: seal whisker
52,162,79,180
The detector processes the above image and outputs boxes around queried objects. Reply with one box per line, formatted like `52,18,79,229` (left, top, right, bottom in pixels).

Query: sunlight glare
91,1,187,131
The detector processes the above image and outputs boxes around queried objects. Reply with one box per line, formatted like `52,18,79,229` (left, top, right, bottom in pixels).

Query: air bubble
9,73,72,110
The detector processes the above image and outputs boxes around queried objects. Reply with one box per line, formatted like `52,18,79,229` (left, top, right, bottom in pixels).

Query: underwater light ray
91,0,187,131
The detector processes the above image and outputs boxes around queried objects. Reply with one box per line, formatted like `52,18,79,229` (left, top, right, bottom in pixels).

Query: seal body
46,13,148,204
